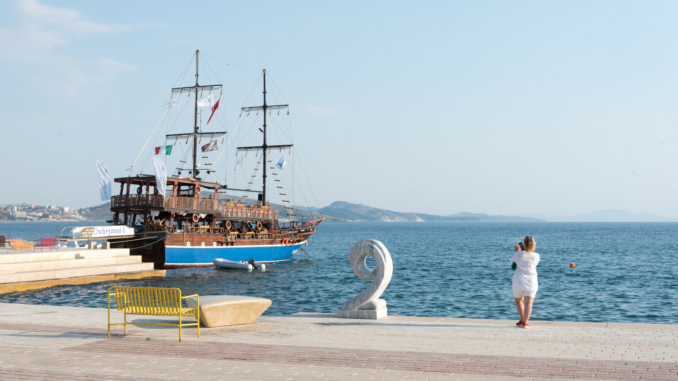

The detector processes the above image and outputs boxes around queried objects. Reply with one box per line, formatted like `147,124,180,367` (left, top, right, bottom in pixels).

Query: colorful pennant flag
206,97,220,125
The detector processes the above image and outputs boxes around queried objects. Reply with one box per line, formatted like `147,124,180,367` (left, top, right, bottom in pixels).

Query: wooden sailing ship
108,51,323,268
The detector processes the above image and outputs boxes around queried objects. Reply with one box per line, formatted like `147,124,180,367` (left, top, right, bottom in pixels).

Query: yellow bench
108,286,200,341
7,239,34,253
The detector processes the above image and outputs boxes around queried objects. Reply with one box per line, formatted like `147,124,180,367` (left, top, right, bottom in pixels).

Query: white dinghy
213,258,266,271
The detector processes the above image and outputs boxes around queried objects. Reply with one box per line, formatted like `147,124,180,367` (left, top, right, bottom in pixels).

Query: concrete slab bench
185,295,271,328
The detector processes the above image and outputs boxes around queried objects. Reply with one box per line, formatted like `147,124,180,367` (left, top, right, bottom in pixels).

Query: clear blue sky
2,0,678,217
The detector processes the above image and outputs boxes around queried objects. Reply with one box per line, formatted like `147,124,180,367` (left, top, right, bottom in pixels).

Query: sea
0,221,677,324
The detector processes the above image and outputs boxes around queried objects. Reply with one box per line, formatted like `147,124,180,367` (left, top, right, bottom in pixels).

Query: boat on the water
213,258,266,271
107,50,323,268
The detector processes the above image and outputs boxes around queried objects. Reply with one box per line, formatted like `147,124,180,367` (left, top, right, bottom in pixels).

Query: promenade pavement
0,302,675,380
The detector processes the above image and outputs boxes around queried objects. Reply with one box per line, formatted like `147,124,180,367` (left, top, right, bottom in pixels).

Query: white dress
510,250,540,292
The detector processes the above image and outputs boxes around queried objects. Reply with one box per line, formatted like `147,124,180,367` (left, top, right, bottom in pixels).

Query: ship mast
262,70,268,204
193,50,199,179
237,70,292,205
166,50,225,182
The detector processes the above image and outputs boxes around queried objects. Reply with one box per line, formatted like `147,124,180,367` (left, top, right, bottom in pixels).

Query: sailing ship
108,50,323,268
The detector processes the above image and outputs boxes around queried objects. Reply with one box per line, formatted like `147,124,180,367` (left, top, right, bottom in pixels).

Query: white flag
276,155,286,170
197,93,214,107
234,155,244,171
153,157,167,196
164,96,180,108
96,160,112,202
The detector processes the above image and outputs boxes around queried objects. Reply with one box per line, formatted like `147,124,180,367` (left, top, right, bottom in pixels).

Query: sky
2,1,678,217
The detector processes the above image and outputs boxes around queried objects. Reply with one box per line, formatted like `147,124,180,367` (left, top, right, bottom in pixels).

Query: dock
0,302,675,380
0,248,164,294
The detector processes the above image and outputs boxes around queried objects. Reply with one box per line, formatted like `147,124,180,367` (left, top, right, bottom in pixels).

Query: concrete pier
0,248,164,293
0,302,675,380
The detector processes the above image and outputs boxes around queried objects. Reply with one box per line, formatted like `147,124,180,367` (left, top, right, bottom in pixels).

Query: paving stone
0,302,675,380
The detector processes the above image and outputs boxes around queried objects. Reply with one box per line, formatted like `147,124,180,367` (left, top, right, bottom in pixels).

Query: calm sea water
1,221,677,324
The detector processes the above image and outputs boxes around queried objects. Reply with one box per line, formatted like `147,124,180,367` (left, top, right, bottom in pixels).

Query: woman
510,236,539,328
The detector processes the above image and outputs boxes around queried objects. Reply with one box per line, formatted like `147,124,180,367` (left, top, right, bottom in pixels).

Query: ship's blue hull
164,242,305,267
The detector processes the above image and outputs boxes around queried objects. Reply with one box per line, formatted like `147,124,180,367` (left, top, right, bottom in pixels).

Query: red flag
207,97,220,125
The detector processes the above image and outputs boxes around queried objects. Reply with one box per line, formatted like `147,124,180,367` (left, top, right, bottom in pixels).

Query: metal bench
7,239,34,253
108,286,200,341
34,238,58,252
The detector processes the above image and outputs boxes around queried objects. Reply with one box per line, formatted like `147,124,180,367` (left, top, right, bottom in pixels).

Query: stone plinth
186,295,272,328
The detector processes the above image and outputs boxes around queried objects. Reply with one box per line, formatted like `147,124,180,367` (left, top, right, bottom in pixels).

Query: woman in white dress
510,236,539,329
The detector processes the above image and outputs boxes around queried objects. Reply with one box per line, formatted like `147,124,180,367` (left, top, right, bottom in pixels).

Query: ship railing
111,194,165,208
111,195,279,219
217,207,279,220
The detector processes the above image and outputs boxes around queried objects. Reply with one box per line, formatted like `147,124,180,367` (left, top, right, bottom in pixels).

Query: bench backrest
39,238,57,245
109,286,184,315
7,239,22,247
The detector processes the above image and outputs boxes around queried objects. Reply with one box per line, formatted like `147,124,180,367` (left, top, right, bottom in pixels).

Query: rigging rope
239,157,262,203
210,73,263,180
125,107,170,176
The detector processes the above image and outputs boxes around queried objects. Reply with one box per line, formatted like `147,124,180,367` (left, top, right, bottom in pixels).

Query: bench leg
124,312,127,335
179,313,182,342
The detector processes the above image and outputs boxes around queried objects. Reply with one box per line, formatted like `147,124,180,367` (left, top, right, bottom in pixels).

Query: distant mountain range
447,212,545,222
11,200,677,223
319,201,543,222
519,209,678,222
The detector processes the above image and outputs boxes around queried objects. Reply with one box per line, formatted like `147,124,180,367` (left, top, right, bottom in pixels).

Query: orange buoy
570,263,576,268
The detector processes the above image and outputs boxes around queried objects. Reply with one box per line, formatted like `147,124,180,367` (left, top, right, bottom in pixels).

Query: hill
78,202,113,220
447,212,545,222
320,201,480,222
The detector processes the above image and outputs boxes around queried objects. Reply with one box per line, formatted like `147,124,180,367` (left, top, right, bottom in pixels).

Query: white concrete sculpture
336,239,393,319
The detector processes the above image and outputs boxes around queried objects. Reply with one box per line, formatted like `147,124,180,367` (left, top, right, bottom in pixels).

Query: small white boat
213,258,266,271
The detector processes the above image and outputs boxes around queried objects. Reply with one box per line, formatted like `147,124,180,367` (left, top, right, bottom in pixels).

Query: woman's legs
523,296,534,324
514,297,524,322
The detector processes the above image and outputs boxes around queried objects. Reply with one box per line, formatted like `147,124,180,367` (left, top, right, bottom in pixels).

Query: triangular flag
276,155,286,170
234,155,243,171
206,97,220,125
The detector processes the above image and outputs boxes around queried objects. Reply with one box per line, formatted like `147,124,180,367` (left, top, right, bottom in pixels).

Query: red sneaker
516,321,524,326
522,323,530,329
